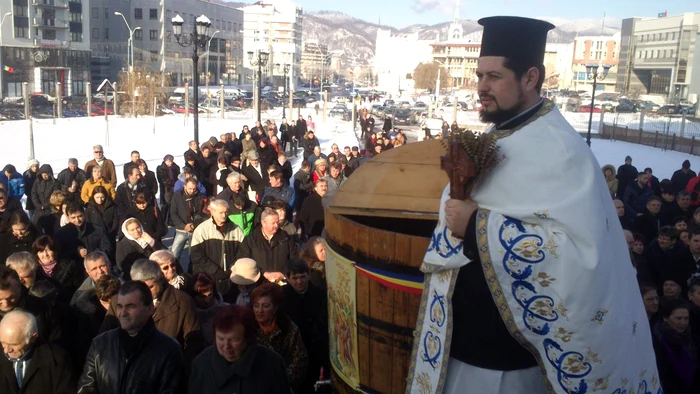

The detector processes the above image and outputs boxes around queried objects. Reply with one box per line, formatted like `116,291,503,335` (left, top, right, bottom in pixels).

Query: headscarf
121,219,154,249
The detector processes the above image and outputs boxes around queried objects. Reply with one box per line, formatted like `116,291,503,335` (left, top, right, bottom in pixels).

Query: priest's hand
445,199,479,238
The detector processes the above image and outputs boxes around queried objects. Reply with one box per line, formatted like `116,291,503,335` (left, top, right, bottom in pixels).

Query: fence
601,123,700,156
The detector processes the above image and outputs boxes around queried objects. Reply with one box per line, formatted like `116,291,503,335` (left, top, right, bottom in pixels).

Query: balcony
33,18,69,28
31,0,69,8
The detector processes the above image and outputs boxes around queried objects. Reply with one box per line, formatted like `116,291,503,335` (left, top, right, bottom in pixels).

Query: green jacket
229,211,255,236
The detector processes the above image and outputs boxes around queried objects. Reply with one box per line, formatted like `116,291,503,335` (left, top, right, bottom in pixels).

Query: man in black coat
54,203,112,264
121,151,141,181
671,159,697,194
183,141,202,163
616,155,638,200
0,189,24,226
0,310,75,394
156,155,180,219
296,114,308,137
115,166,154,222
639,226,695,292
664,190,695,222
282,258,329,394
0,266,62,345
77,281,186,394
634,196,665,245
241,151,269,203
56,158,87,202
236,208,298,281
302,130,320,161
299,179,327,238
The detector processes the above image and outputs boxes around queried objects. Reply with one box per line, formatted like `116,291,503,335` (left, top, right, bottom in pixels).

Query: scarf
236,287,252,307
169,275,186,289
184,192,198,222
121,221,155,249
96,158,105,167
657,320,697,388
259,319,277,336
40,260,58,276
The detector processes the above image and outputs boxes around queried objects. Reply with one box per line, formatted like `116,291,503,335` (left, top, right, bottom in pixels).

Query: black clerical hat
478,16,555,65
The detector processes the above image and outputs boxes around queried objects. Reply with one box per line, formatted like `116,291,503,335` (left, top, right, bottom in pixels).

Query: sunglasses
94,151,103,154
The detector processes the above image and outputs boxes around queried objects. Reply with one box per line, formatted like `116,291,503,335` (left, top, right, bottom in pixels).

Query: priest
407,17,660,394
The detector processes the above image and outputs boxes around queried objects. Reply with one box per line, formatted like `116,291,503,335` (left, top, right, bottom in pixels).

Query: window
149,9,157,20
134,8,142,19
149,29,157,40
71,32,82,42
13,5,27,16
14,27,28,38
104,8,108,19
105,28,109,40
670,49,674,58
91,7,98,19
91,28,99,39
150,51,158,61
662,50,666,58
134,30,142,39
671,32,675,41
166,10,171,21
166,30,171,41
666,32,669,41
43,30,56,40
70,12,80,22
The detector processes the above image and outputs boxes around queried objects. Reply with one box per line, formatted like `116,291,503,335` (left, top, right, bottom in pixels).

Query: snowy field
0,110,695,188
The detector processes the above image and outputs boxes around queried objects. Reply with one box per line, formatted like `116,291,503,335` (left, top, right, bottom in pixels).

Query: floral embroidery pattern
585,348,602,364
416,372,432,394
592,375,610,391
427,220,463,258
535,272,556,287
591,309,608,325
555,301,569,320
544,237,560,258
554,327,574,343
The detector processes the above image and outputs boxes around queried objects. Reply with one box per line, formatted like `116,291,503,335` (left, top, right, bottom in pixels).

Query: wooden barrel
324,140,448,394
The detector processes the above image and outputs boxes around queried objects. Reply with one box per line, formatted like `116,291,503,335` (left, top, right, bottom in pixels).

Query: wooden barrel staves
324,140,448,394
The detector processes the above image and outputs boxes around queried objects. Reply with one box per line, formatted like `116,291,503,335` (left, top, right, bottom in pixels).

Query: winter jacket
242,164,269,202
323,173,346,195
0,196,24,227
345,155,360,177
307,153,328,172
54,222,113,265
236,227,299,274
84,200,119,240
302,136,320,160
125,205,167,248
190,217,244,296
83,158,117,189
115,237,155,279
255,314,308,391
57,167,88,202
300,192,325,237
293,169,313,212
0,342,76,394
602,164,618,198
170,189,206,231
140,170,158,199
195,293,228,345
0,225,40,263
189,344,291,394
280,160,293,185
634,209,665,246
173,173,206,195
31,164,60,219
262,185,295,208
616,163,639,199
623,181,653,217
672,168,697,195
115,180,154,221
0,290,62,345
156,161,181,205
685,176,700,207
23,169,38,211
81,178,116,204
228,210,256,237
0,171,24,198
241,138,257,161
41,257,84,300
258,144,278,169
77,319,186,394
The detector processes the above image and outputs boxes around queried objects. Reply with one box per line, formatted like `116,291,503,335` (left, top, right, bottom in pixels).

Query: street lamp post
114,12,140,72
172,13,212,143
584,63,611,146
205,30,220,98
248,50,269,123
276,63,290,119
0,10,12,99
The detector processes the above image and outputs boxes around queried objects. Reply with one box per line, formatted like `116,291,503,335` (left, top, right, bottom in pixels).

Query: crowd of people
609,156,700,392
0,113,389,393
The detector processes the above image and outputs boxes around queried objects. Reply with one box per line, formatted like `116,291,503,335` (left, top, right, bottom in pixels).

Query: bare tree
117,66,170,117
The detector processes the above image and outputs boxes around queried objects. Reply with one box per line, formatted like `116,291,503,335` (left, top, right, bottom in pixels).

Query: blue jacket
623,181,653,217
261,185,295,208
173,173,206,195
0,172,25,198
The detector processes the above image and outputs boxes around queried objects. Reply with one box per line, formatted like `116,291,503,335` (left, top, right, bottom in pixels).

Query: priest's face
476,57,528,124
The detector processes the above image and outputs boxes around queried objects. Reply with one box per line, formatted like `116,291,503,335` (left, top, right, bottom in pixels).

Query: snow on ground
590,139,697,181
0,106,359,188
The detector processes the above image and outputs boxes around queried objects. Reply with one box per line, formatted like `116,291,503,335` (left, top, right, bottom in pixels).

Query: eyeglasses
643,297,659,302
94,151,103,154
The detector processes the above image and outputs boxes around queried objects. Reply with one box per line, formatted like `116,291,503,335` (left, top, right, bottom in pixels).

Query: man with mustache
408,16,659,394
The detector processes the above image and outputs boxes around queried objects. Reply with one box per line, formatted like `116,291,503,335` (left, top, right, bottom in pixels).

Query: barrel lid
328,139,448,220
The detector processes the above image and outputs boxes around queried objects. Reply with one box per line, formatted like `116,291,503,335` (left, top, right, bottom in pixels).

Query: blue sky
294,0,698,29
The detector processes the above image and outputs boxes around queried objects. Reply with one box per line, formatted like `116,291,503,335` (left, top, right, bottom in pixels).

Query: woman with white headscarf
115,217,156,280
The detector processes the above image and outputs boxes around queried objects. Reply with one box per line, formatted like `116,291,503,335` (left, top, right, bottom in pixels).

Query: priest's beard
479,87,527,125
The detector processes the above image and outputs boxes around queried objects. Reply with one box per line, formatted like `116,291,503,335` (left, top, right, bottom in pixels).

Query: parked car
637,101,661,112
370,104,383,115
393,108,417,125
384,99,395,107
328,108,350,121
615,101,637,113
578,104,601,113
292,98,306,108
413,101,428,109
